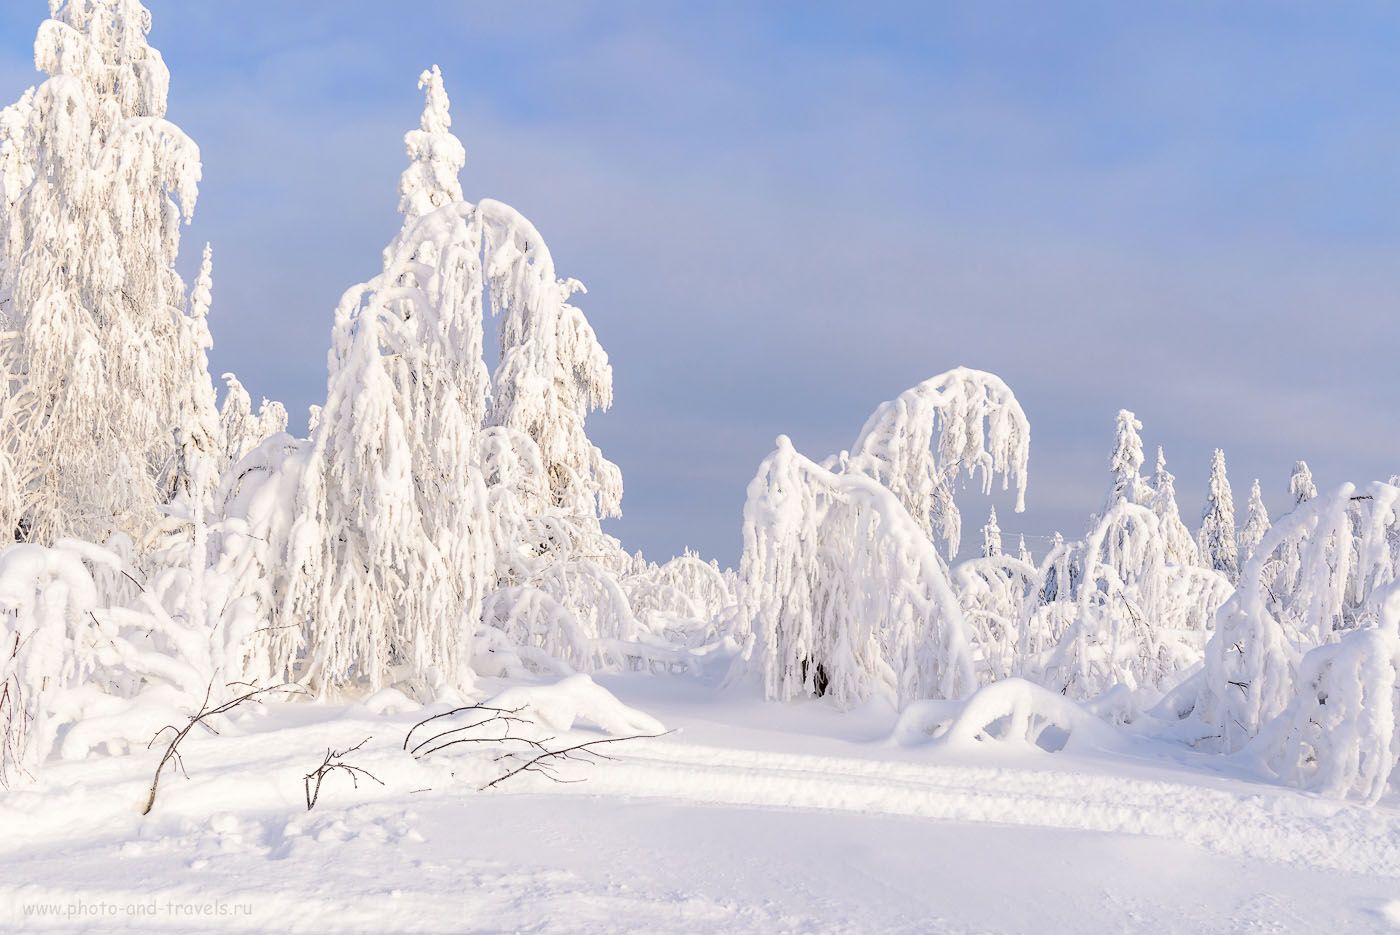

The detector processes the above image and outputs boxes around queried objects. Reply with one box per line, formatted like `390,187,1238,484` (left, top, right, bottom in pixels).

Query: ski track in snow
559,739,1400,878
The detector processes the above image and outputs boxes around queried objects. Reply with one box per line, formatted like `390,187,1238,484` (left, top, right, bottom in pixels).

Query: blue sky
2,2,1397,565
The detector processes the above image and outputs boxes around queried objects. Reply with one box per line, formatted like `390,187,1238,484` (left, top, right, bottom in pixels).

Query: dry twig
402,701,669,790
304,737,384,810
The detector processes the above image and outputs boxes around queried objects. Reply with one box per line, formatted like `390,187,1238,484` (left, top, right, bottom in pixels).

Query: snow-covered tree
1198,449,1238,582
843,367,1030,557
256,398,288,441
1238,478,1270,564
981,507,1002,558
1290,460,1317,506
0,0,207,546
218,372,288,473
623,550,734,640
1017,535,1032,565
953,551,1038,684
1151,447,1199,566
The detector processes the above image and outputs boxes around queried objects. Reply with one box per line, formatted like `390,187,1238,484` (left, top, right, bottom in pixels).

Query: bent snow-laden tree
739,435,977,709
0,0,218,548
842,367,1030,558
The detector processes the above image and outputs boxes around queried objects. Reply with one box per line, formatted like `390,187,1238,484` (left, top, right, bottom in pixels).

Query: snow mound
891,678,1126,753
482,675,665,736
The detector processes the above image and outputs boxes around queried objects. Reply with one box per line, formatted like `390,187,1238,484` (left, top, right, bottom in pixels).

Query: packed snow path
2,675,1398,933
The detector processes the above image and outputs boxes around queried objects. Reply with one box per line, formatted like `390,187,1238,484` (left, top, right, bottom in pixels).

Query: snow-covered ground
4,673,1398,934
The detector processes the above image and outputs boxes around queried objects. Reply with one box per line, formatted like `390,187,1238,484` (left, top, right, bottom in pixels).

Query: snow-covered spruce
1198,448,1239,583
1238,478,1271,565
1151,446,1199,567
1105,409,1150,510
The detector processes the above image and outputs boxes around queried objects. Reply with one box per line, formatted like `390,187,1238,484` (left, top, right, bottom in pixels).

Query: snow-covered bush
0,538,257,787
1252,622,1399,804
0,543,104,786
1197,482,1400,753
